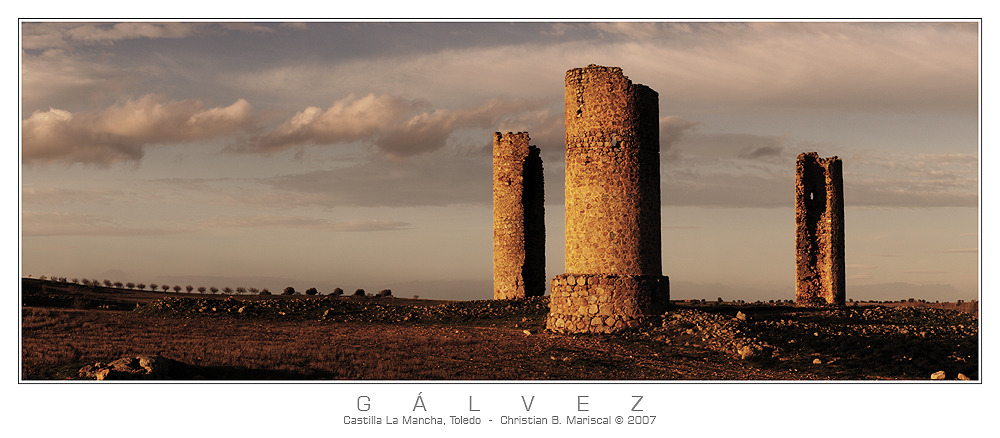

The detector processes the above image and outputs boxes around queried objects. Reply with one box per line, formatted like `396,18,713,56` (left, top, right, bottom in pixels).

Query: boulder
931,371,946,380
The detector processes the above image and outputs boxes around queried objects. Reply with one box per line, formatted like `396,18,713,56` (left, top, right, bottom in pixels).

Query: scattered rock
739,346,755,359
522,330,533,336
78,355,200,380
735,311,746,321
813,358,822,364
957,373,970,381
931,371,946,380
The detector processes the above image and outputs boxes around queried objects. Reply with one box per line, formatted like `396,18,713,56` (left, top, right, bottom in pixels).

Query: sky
19,21,981,302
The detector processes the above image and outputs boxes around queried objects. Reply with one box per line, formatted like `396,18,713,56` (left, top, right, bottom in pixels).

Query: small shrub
331,288,344,296
305,287,318,296
283,287,296,295
186,285,194,293
377,289,392,297
354,289,366,297
198,286,206,294
259,288,271,295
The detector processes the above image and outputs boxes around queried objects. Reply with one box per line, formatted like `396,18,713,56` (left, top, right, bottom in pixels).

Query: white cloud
243,93,428,153
22,95,254,165
243,94,550,159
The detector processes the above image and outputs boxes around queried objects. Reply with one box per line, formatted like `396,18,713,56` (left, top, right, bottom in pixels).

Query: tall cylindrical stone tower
493,132,546,299
547,65,669,333
795,152,845,306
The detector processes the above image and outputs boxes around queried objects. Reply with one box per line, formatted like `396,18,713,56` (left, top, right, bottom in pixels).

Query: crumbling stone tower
493,132,546,299
547,65,669,333
795,152,845,306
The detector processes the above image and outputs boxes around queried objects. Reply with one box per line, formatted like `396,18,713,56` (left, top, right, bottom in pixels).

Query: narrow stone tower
546,65,669,333
795,152,845,306
493,132,546,299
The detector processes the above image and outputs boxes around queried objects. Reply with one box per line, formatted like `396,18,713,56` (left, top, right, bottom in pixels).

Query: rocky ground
22,279,979,381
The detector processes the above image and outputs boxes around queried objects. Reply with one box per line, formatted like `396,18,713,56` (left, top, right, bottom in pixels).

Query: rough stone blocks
493,132,545,299
548,65,669,332
795,152,845,306
546,274,668,333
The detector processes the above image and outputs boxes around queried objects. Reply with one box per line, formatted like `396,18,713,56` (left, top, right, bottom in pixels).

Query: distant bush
161,285,170,292
198,286,207,294
283,287,296,296
331,288,344,296
223,287,233,295
305,287,318,296
210,287,219,294
354,289,366,297
137,283,146,290
377,289,392,297
173,285,182,293
259,288,271,295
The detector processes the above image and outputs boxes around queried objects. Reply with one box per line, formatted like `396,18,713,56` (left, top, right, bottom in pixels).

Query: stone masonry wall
493,132,546,299
547,274,668,333
547,65,669,333
795,152,845,306
563,65,662,275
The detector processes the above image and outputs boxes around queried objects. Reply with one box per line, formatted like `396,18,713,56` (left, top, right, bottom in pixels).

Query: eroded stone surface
547,65,669,333
795,152,845,306
493,132,545,299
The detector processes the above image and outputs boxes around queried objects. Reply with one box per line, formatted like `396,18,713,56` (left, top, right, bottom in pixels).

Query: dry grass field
20,278,979,381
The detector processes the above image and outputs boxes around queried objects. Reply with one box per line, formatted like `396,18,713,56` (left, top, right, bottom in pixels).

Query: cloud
20,48,132,114
21,22,294,50
243,93,428,153
846,152,979,207
22,95,254,165
266,151,491,208
21,22,202,50
243,94,549,159
376,98,550,159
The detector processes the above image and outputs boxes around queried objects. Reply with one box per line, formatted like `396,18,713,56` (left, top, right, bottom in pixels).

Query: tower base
546,273,669,333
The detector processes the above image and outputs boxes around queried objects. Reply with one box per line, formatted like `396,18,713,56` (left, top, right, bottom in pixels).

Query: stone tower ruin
546,65,669,333
795,152,845,306
493,132,546,299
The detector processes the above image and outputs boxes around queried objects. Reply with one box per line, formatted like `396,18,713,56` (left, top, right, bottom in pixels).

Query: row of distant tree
28,275,392,298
